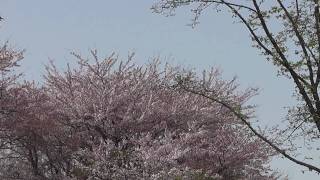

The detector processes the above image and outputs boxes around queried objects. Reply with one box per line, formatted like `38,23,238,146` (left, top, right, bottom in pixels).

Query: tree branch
157,0,257,13
252,0,320,131
277,0,315,86
178,83,320,173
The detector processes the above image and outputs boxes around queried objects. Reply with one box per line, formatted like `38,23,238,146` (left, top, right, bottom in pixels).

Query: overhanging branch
178,83,320,173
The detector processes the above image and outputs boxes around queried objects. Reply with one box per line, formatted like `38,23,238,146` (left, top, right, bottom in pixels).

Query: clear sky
0,0,318,179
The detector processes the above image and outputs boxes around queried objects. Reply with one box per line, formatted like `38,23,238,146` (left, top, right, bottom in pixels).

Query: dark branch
178,83,320,173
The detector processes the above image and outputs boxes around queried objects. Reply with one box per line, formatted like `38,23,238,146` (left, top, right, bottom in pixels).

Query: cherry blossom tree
41,51,277,179
0,48,279,179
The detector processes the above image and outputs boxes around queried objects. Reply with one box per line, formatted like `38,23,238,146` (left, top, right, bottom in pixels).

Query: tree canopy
0,50,278,179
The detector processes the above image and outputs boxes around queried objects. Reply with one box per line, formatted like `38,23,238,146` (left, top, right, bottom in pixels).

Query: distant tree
0,21,75,179
153,0,320,174
0,51,278,179
0,43,23,125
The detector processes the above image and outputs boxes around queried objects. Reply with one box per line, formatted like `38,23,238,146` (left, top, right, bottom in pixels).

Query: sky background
0,0,318,179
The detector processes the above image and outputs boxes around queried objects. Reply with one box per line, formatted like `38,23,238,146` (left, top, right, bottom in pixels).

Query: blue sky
0,0,317,179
